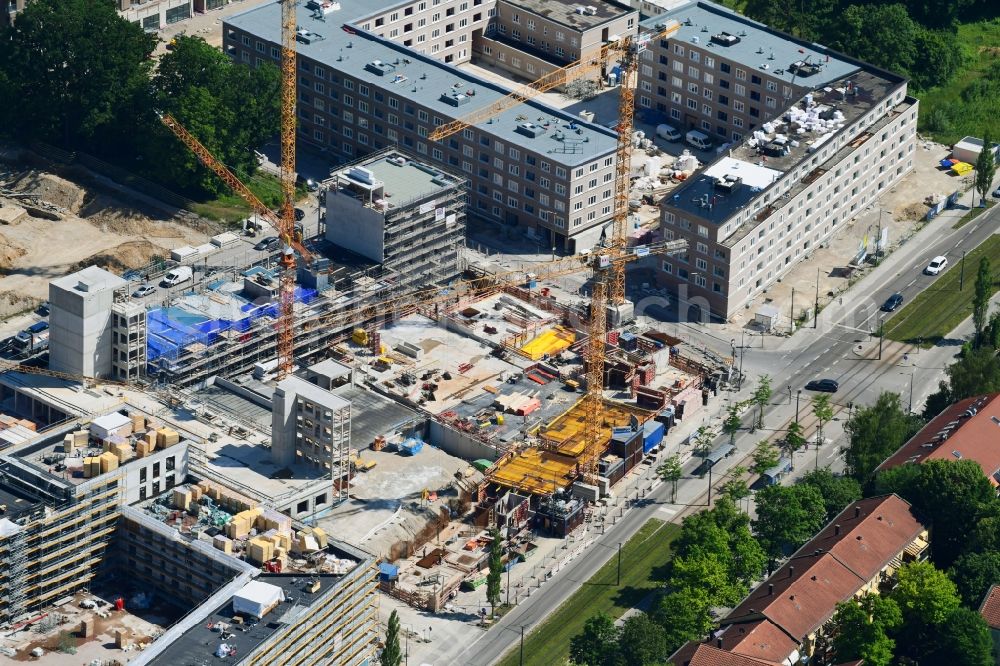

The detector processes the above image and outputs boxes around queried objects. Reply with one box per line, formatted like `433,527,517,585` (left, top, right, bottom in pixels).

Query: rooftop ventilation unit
387,156,408,167
585,5,598,15
440,90,471,106
516,122,547,138
710,32,740,47
714,175,742,193
365,60,396,76
789,60,821,77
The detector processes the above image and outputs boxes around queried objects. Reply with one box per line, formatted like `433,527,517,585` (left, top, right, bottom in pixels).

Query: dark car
881,293,904,312
294,207,305,221
35,301,50,317
805,379,839,393
254,236,280,252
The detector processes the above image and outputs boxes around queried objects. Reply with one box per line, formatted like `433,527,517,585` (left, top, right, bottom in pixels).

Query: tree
657,454,683,503
891,561,962,659
380,610,403,666
811,394,834,450
949,551,1000,607
828,595,901,666
720,465,750,508
797,469,863,521
925,347,1000,416
0,0,155,149
751,440,781,477
486,528,503,616
878,459,997,567
975,132,997,208
691,426,715,464
752,375,772,429
723,403,743,446
844,392,922,482
569,613,620,666
780,421,807,471
617,613,667,666
973,257,994,346
752,484,826,563
928,607,993,666
829,5,919,82
650,587,714,654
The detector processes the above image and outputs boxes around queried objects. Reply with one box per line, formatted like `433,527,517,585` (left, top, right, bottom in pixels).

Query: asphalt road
450,197,999,665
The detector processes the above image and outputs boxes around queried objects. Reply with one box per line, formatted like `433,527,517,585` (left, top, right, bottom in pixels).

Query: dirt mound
899,202,928,221
0,231,26,269
0,290,39,318
71,240,167,274
8,171,87,212
79,192,186,238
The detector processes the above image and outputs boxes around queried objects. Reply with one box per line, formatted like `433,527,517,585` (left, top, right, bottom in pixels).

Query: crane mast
277,0,299,380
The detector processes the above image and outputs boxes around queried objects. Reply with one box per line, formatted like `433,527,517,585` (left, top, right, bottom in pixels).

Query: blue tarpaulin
378,563,399,580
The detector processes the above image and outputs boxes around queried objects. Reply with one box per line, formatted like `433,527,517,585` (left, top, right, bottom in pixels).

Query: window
720,62,731,73
153,462,161,478
140,467,147,483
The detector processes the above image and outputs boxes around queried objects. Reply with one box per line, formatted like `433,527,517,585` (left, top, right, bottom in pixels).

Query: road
436,191,998,665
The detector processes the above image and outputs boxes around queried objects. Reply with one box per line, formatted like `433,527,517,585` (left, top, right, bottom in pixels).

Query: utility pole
520,626,525,665
875,210,884,267
707,461,713,507
814,267,820,328
795,389,802,423
908,369,915,413
617,542,622,586
878,316,885,360
960,250,968,290
790,287,796,334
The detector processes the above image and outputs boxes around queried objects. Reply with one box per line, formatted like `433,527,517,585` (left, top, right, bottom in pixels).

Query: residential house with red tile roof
977,583,1000,665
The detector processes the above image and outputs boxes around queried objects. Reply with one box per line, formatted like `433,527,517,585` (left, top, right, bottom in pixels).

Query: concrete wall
324,188,387,263
271,382,297,468
49,276,120,378
429,419,498,460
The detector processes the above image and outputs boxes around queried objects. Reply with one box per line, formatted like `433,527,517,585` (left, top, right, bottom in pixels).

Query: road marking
906,279,916,288
822,365,831,372
658,506,678,517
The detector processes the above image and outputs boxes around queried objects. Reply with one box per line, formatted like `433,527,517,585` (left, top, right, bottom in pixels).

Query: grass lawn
918,19,1000,146
188,171,295,224
954,200,996,229
496,519,680,666
884,234,1000,345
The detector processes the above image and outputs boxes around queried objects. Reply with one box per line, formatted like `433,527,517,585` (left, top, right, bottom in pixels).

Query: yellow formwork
519,326,576,361
491,448,579,496
536,398,653,457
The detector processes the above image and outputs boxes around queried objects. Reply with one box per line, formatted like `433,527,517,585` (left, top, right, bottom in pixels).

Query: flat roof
50,265,127,294
641,0,860,87
225,5,619,167
336,150,463,207
331,383,422,446
145,574,340,666
504,0,636,30
0,484,40,521
277,375,352,412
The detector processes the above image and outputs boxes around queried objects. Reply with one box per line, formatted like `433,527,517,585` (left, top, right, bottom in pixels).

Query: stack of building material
90,412,134,441
135,440,152,458
62,434,76,455
109,441,132,464
156,428,180,449
493,391,541,416
173,487,193,511
80,619,95,638
131,413,145,432
114,629,127,648
83,456,101,478
225,507,263,539
213,534,233,554
73,430,89,447
198,480,256,513
247,536,275,564
259,507,292,534
99,451,119,474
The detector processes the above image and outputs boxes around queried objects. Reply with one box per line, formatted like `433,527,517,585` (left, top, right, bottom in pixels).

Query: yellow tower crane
429,21,681,483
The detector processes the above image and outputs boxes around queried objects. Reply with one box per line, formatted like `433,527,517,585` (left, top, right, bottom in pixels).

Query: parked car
35,301,50,317
254,236,280,252
160,266,193,288
924,256,948,275
122,269,144,282
993,186,1000,198
881,293,904,312
294,207,305,221
132,284,156,298
805,378,839,393
305,178,320,192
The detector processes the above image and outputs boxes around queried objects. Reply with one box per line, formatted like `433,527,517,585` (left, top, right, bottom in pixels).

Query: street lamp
795,389,802,423
960,250,968,291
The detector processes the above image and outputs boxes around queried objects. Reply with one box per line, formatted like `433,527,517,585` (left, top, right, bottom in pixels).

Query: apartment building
672,494,928,664
477,0,637,84
635,5,916,320
225,0,644,252
119,0,192,31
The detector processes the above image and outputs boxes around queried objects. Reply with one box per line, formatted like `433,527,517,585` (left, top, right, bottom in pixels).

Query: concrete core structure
49,266,127,379
271,376,351,491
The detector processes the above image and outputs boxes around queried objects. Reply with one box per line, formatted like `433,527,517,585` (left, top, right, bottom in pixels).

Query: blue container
642,420,665,453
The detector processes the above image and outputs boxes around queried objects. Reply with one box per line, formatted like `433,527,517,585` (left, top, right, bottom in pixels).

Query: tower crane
276,0,299,381
429,21,681,483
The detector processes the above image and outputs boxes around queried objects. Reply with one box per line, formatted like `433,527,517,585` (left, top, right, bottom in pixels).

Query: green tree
751,440,781,476
691,426,715,465
752,375,772,429
924,347,1000,417
844,392,922,482
0,0,155,148
657,454,683,503
949,551,1000,607
569,613,620,666
617,613,667,666
829,5,919,80
720,465,750,508
929,607,993,666
780,421,807,471
650,587,714,654
891,561,962,659
486,528,503,616
973,257,994,346
380,610,402,666
828,595,901,666
975,133,997,208
752,484,826,563
878,459,997,567
723,403,743,446
797,469,862,521
811,394,834,450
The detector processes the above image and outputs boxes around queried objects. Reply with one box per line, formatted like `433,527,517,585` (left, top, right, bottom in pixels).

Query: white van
685,130,713,151
161,266,193,288
656,124,682,142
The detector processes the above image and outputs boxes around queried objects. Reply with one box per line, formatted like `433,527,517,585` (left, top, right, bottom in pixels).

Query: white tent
232,581,285,619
